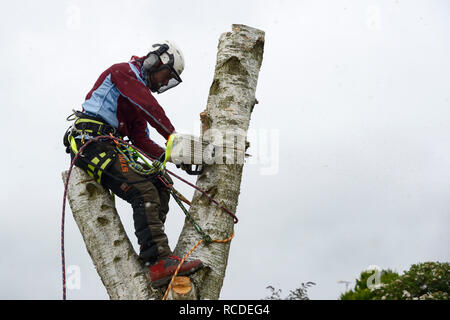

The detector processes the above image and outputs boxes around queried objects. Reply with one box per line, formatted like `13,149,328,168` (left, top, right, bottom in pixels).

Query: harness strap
73,117,116,137
66,112,119,154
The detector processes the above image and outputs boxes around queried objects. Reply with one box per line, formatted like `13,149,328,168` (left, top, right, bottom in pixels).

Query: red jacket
82,56,175,158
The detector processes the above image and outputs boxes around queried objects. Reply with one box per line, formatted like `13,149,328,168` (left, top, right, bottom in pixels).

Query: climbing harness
62,129,238,299
64,111,119,185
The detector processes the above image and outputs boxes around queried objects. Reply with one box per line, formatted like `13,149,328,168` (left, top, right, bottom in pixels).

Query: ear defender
144,43,170,73
143,53,160,73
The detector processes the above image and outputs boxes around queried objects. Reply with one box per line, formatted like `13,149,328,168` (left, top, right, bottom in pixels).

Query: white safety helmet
143,40,185,93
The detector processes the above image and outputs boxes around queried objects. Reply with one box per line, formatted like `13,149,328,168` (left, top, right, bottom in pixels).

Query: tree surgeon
63,41,203,288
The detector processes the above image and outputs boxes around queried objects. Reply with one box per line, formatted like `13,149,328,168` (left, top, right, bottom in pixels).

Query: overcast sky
0,0,449,300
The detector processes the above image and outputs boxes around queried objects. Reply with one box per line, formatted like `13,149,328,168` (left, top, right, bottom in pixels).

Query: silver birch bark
173,24,265,300
62,24,264,300
62,168,160,299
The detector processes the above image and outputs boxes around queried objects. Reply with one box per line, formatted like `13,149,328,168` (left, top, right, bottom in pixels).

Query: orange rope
162,233,234,300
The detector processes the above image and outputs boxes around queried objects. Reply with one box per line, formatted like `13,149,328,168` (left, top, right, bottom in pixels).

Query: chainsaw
162,133,249,175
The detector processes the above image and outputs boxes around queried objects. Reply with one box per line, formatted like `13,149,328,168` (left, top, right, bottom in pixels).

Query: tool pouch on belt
64,111,118,185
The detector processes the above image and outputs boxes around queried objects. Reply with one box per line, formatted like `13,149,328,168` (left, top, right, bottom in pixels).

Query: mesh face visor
156,65,182,94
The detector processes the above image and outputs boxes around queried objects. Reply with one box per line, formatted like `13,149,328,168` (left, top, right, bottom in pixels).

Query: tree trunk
173,24,265,300
62,168,160,299
62,24,264,300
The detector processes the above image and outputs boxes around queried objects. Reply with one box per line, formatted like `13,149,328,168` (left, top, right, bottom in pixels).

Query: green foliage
340,268,399,300
340,262,450,300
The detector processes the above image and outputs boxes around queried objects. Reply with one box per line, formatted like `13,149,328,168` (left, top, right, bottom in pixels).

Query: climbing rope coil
62,132,237,300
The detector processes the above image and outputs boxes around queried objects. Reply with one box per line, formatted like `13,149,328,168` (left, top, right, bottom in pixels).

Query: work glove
176,163,204,175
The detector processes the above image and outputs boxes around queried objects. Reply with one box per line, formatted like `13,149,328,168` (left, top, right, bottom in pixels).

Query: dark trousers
72,140,172,265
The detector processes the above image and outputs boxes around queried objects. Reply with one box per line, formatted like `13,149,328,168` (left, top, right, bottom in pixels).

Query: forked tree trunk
62,24,264,300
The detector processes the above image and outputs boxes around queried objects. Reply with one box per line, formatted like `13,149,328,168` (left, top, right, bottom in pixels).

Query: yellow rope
162,233,234,300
